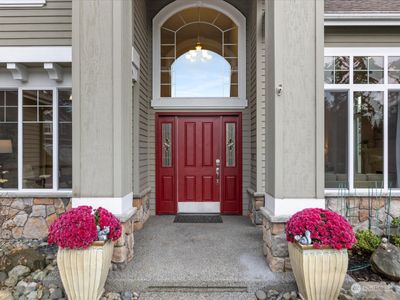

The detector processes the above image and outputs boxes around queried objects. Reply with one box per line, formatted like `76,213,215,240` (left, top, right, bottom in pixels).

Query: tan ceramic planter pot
57,241,114,300
288,242,348,300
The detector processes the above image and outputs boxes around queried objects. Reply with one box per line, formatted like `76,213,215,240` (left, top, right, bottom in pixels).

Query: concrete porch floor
106,216,296,296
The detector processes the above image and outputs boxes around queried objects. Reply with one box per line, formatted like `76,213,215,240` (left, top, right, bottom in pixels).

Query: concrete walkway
106,216,295,295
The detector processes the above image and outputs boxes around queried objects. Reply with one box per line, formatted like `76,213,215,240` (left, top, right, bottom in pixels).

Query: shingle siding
325,0,400,13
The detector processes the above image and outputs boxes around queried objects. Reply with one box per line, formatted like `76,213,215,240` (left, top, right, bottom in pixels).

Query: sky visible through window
171,50,231,97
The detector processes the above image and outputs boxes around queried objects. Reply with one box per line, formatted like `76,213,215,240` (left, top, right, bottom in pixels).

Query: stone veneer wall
132,191,151,231
0,195,152,267
261,196,400,273
326,196,400,230
0,198,71,240
248,191,265,225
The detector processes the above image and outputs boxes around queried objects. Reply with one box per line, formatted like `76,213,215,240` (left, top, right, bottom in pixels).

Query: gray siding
133,0,151,195
325,27,400,47
248,0,257,192
248,0,266,194
0,0,71,46
325,0,400,13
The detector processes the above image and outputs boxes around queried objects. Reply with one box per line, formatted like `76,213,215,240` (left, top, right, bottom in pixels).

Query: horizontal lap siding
0,0,71,46
133,0,151,195
248,0,257,193
248,0,266,195
325,27,400,47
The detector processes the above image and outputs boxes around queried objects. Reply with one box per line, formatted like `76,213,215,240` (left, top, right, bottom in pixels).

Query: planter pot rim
290,242,347,252
58,240,113,250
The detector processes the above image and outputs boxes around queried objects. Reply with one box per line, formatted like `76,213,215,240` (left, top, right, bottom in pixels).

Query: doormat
174,214,223,223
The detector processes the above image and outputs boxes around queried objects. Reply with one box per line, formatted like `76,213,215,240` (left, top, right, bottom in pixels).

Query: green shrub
353,230,381,254
392,217,400,227
393,235,400,248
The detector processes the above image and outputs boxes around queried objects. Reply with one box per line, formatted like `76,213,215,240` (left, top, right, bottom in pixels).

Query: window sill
0,189,72,198
325,189,400,198
151,98,248,110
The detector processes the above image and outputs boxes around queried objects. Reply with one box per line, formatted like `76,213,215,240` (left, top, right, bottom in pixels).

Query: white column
264,0,325,216
72,0,133,217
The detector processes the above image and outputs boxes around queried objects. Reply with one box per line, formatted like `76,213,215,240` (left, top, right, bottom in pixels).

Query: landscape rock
8,265,30,279
49,287,63,299
4,275,18,287
266,289,280,298
0,271,7,282
121,291,133,300
371,242,400,281
0,290,13,300
255,289,267,300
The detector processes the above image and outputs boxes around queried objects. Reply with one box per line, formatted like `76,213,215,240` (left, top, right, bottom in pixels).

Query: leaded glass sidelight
226,123,236,167
162,123,172,167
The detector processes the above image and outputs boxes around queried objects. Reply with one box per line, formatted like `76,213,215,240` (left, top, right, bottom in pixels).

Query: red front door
156,114,242,215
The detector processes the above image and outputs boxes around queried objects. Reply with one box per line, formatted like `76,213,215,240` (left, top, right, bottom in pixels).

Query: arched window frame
152,0,247,109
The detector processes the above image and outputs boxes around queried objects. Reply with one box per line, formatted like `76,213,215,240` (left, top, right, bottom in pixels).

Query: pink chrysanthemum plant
286,208,356,250
48,206,122,249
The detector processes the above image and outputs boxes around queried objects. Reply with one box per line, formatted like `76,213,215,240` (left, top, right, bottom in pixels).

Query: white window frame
0,87,71,196
0,0,45,7
151,0,247,109
325,47,400,197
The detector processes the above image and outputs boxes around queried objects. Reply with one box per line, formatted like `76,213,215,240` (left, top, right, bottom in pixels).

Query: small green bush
353,230,381,254
393,235,400,248
392,217,400,227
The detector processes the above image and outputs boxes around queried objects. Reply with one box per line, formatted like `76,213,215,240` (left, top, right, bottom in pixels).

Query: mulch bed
348,252,392,283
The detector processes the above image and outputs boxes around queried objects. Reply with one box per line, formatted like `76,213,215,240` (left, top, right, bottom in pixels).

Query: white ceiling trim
0,0,45,7
0,47,71,63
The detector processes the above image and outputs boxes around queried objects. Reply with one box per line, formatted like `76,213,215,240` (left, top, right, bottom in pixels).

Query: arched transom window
153,1,246,105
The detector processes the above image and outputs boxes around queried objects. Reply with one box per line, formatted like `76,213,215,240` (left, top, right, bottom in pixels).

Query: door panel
156,114,242,215
177,117,220,203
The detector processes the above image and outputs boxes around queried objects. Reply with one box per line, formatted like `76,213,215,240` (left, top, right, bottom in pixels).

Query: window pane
23,90,53,189
0,91,18,189
162,123,172,167
23,90,37,106
58,90,72,189
325,91,348,188
324,71,333,84
353,92,384,188
58,89,72,189
389,57,400,84
23,123,53,189
171,51,232,97
353,56,384,84
389,91,400,189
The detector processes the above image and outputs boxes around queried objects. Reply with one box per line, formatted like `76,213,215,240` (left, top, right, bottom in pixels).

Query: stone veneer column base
132,189,151,231
247,189,265,225
260,207,291,272
112,208,137,269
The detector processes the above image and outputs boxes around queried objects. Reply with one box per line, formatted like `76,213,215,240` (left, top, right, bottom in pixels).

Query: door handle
216,159,220,183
